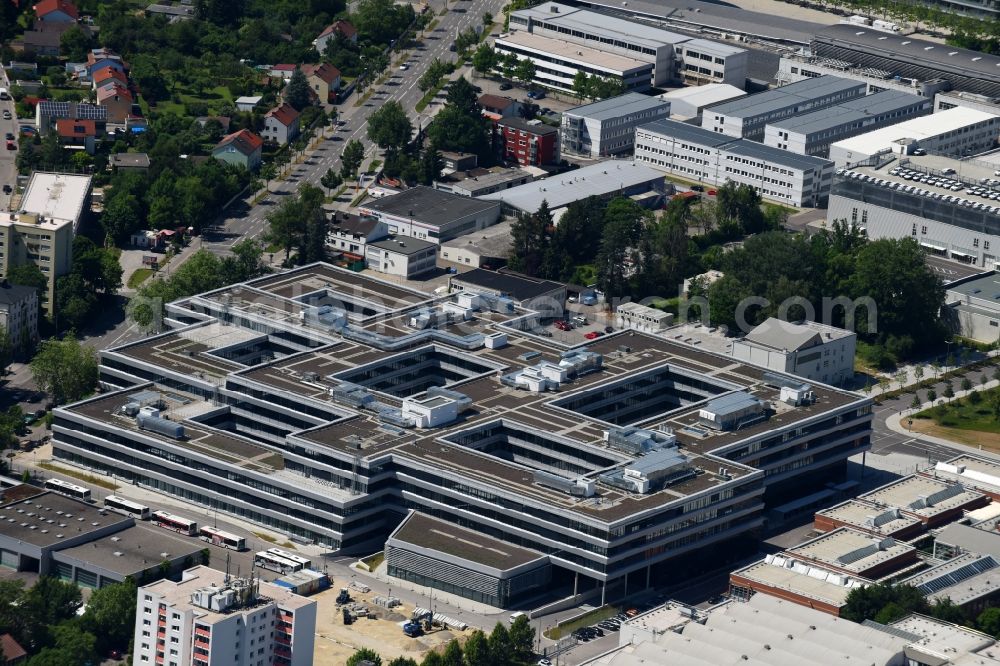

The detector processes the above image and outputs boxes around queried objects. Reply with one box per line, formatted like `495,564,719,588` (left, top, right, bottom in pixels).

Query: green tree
59,26,91,62
910,394,920,410
421,653,443,666
463,630,490,666
596,197,646,298
483,11,493,25
944,381,955,399
962,376,973,393
26,622,97,666
260,163,278,193
101,193,144,243
441,639,463,666
19,577,83,651
572,71,591,99
82,580,137,656
30,336,98,406
978,607,1000,637
341,139,366,180
841,583,929,623
514,58,536,86
320,168,343,196
367,101,412,153
927,388,937,403
387,659,418,666
487,622,512,666
508,202,552,277
472,44,497,75
285,68,312,111
508,615,535,665
418,144,443,185
347,648,383,666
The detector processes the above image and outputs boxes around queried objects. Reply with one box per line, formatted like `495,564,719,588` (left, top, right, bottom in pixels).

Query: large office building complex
812,25,1000,98
497,2,748,93
134,566,316,666
828,156,1000,267
828,107,1000,165
701,76,867,141
561,93,671,158
5,172,90,314
52,264,872,607
763,90,932,158
635,119,834,207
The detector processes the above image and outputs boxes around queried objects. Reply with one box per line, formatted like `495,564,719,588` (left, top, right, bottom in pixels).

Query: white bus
199,526,247,551
254,551,302,574
103,495,151,520
266,548,311,569
151,510,198,536
44,478,92,501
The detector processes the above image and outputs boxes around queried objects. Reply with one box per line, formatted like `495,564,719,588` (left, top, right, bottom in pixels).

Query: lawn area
913,388,1000,434
127,268,155,289
545,605,620,639
909,387,1000,451
151,85,234,118
38,462,116,490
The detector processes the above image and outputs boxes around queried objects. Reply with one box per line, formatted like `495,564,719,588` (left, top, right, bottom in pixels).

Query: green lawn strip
545,605,620,640
37,462,116,490
127,268,155,289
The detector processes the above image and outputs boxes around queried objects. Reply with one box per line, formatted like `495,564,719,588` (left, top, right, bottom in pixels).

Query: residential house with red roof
269,64,297,81
56,118,98,153
33,0,77,22
314,19,358,54
263,103,301,146
91,65,127,90
212,129,263,171
96,82,132,123
301,63,342,104
0,634,27,665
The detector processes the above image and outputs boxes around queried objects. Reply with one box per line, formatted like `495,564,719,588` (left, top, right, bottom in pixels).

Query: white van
510,611,527,624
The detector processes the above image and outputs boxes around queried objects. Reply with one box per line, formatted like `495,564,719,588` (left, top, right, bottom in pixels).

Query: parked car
690,185,705,192
584,331,599,340
499,82,513,90
4,132,12,140
604,326,614,334
707,189,717,196
2,185,11,194
625,608,639,617
1,110,10,120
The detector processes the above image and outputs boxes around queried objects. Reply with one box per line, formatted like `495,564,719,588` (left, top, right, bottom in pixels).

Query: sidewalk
862,349,999,400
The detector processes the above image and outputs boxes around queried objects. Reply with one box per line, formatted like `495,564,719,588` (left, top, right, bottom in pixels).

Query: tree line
843,582,1000,636
345,617,537,666
0,577,136,666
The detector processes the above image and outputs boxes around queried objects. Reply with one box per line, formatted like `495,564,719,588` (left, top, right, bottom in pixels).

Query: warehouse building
0,486,203,588
51,263,873,607
763,90,932,158
828,107,1000,165
561,93,671,158
358,187,502,244
635,119,834,207
479,160,668,215
702,76,867,141
776,54,952,99
812,25,1000,99
943,272,1000,344
731,318,856,386
827,156,1000,267
502,2,748,91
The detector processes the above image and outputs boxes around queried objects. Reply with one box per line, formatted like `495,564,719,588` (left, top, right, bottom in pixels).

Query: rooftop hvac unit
136,414,185,440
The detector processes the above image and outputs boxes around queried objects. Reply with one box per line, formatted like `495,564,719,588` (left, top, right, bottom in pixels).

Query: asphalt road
201,0,506,256
1,69,17,210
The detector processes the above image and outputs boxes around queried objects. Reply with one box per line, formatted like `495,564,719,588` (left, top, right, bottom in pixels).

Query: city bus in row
151,510,198,536
198,526,247,551
44,478,92,501
253,551,304,575
103,495,151,520
266,548,311,570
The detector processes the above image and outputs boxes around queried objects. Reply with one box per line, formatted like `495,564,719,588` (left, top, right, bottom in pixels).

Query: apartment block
763,90,932,158
702,76,867,141
496,116,560,166
133,566,315,666
3,172,90,314
561,92,670,158
635,119,834,207
501,2,747,92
